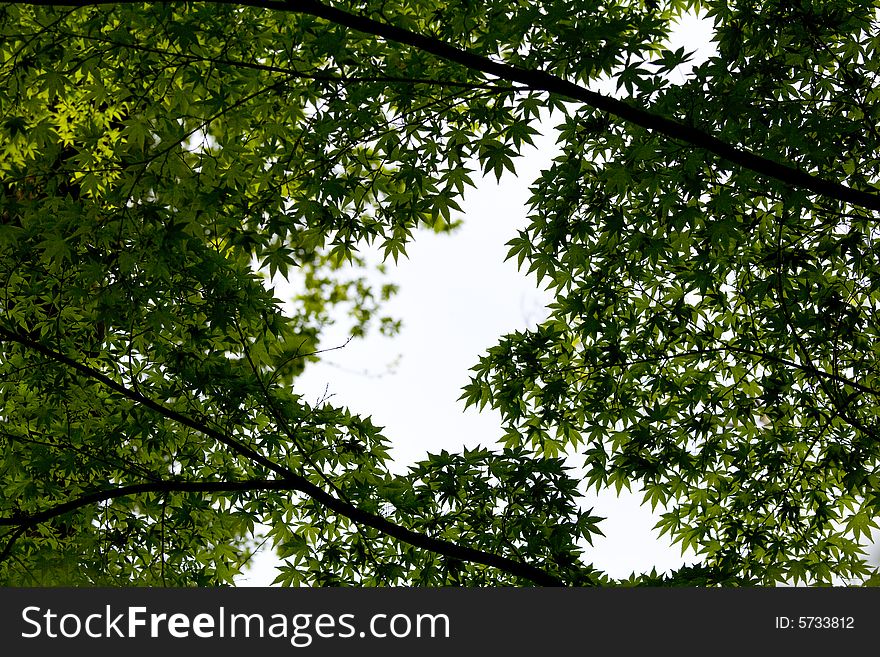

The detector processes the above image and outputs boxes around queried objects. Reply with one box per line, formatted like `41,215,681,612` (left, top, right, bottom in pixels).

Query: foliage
0,0,879,586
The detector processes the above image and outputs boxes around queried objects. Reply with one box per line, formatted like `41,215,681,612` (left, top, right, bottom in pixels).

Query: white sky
237,120,698,585
233,11,716,579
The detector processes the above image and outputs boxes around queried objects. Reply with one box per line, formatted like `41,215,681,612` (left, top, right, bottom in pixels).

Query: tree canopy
1,0,879,586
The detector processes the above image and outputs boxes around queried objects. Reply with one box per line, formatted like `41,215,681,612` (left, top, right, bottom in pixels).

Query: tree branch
0,326,568,586
12,0,879,211
0,479,291,528
52,29,526,92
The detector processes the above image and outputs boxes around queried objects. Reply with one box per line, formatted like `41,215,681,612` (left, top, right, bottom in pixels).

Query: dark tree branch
564,344,880,399
51,30,526,92
0,527,27,565
722,344,880,399
283,0,879,211
0,326,568,586
0,479,292,528
13,0,878,211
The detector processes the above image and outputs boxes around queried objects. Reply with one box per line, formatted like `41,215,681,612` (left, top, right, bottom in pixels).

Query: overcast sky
235,13,817,586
